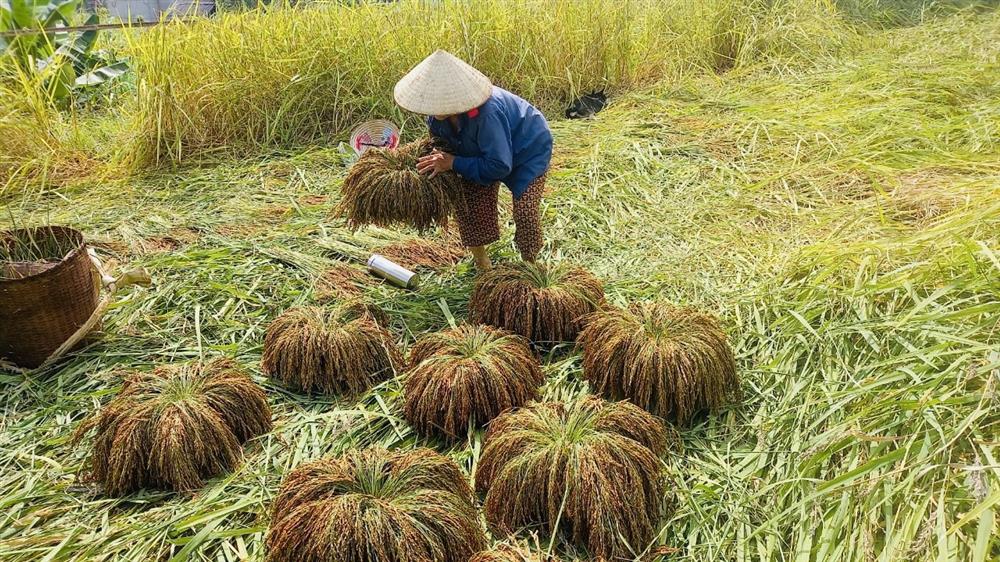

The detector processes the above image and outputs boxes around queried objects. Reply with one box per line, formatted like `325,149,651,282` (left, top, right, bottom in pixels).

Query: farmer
394,50,553,271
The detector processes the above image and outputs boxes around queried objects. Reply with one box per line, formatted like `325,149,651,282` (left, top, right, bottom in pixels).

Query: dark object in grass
403,324,543,441
261,303,400,395
266,447,486,562
1,226,99,368
82,358,272,496
565,90,607,119
469,261,604,345
579,302,739,424
476,397,673,561
337,138,463,232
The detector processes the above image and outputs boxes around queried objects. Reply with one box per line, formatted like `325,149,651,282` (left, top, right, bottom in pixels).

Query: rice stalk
403,324,543,440
476,397,676,560
266,447,486,562
337,139,463,232
579,302,740,424
469,262,605,344
376,236,466,270
80,358,272,496
314,263,368,302
261,303,401,395
470,542,549,562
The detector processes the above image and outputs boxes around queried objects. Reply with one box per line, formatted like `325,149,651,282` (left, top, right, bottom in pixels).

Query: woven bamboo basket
0,226,100,368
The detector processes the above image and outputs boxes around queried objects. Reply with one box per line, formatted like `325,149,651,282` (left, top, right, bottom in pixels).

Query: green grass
1,6,999,562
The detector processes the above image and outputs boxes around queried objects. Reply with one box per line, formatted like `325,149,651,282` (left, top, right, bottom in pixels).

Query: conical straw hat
394,50,493,115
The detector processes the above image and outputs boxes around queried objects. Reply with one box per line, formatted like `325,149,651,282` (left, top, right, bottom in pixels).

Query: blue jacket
427,87,553,199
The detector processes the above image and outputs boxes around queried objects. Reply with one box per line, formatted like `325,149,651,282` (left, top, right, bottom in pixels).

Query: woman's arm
452,113,513,184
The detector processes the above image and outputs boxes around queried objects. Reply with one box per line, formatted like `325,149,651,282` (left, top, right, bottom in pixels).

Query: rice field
1,2,999,561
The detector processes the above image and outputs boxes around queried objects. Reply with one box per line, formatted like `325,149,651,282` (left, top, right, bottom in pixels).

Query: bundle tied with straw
476,397,677,560
261,302,400,396
337,138,464,232
579,302,740,424
266,447,486,562
469,261,605,345
78,358,272,496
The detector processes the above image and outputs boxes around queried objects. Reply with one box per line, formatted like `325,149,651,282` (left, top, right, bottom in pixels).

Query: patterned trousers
453,173,545,261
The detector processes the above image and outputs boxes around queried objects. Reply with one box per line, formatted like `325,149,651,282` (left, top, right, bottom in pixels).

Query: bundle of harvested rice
469,262,604,344
261,303,400,395
82,358,272,496
266,447,485,562
403,324,543,440
476,397,674,560
579,302,739,424
338,138,463,232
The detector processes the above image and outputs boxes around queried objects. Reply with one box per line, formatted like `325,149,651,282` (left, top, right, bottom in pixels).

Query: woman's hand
416,149,454,178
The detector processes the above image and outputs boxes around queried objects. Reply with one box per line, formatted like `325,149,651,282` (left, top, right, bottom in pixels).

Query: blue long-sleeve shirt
427,86,552,199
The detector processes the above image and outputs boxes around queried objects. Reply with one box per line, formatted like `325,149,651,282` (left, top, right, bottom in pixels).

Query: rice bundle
579,302,739,424
82,358,272,496
338,138,463,232
266,447,486,562
469,262,604,344
261,303,400,395
476,397,673,560
403,324,543,440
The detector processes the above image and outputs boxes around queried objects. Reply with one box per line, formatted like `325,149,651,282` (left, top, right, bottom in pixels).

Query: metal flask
367,254,421,290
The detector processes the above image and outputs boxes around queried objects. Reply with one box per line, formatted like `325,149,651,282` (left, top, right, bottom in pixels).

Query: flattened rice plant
476,397,674,560
81,358,272,496
403,324,543,440
579,302,740,424
338,139,463,232
261,303,401,395
470,543,547,562
469,262,604,344
266,447,486,562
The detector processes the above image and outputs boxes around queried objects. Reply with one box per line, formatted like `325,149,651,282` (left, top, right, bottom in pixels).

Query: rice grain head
377,236,466,270
476,397,676,560
469,262,604,345
266,447,486,562
579,302,739,424
337,138,463,232
261,303,401,395
470,542,549,562
403,324,544,441
84,358,272,496
314,263,367,302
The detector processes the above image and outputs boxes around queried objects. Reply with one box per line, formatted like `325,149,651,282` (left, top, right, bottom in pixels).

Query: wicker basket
0,226,100,368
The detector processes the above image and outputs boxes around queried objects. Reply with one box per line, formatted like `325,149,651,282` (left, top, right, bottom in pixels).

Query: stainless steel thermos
366,254,420,290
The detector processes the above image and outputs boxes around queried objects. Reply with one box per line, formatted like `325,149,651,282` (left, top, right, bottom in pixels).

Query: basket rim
0,226,88,288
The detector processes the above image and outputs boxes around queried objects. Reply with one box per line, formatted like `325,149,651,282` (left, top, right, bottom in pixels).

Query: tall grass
120,0,851,166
